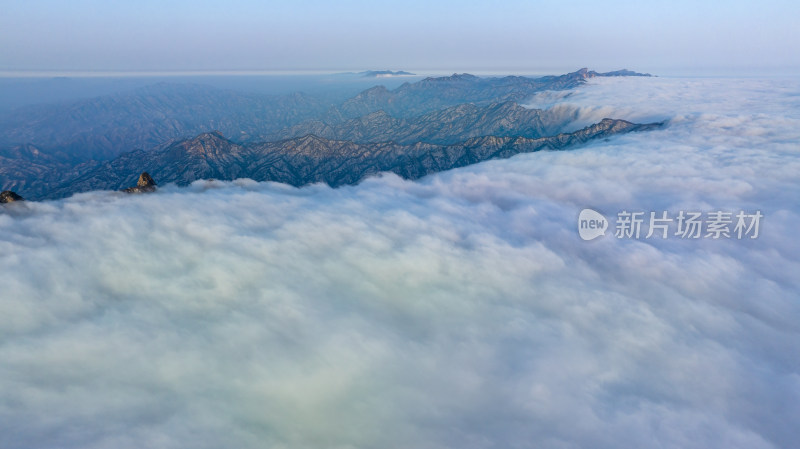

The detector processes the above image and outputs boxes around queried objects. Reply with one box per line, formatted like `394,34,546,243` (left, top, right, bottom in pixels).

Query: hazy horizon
2,0,798,75
3,67,800,78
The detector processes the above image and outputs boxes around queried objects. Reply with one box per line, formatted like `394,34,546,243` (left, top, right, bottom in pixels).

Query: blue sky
1,0,798,74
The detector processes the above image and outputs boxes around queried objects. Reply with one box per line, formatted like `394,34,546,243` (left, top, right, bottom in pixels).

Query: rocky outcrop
0,190,24,203
122,172,157,193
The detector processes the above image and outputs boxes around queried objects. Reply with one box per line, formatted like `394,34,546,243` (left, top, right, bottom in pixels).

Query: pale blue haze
1,0,798,74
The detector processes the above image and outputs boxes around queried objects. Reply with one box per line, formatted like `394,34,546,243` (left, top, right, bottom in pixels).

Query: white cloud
1,77,799,449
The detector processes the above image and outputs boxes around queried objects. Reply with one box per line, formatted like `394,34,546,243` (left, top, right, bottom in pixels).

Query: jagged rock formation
0,190,24,203
122,172,157,193
42,119,661,198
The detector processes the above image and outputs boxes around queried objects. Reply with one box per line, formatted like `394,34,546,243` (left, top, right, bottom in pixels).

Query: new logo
578,209,608,241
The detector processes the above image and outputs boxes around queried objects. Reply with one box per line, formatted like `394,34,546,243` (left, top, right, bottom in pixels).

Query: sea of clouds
1,76,798,449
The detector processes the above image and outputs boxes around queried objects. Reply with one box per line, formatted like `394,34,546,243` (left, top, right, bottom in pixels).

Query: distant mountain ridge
35,118,662,199
0,83,330,162
0,68,659,200
0,68,650,161
263,101,572,145
359,70,415,77
328,68,631,120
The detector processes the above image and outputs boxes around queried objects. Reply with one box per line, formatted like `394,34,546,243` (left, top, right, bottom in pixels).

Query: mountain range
359,70,415,77
41,119,660,199
0,69,657,200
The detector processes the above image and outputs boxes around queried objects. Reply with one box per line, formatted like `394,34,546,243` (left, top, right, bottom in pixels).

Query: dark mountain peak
360,70,415,78
422,73,480,83
198,130,227,140
576,118,631,133
595,118,633,129
448,73,478,80
122,172,157,194
573,118,663,138
538,68,652,91
568,68,652,79
599,69,653,77
284,134,347,156
297,134,321,142
168,131,236,158
0,190,24,203
183,130,231,147
572,68,598,79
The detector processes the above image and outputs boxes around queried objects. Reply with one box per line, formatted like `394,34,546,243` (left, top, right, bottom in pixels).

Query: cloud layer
1,76,799,449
